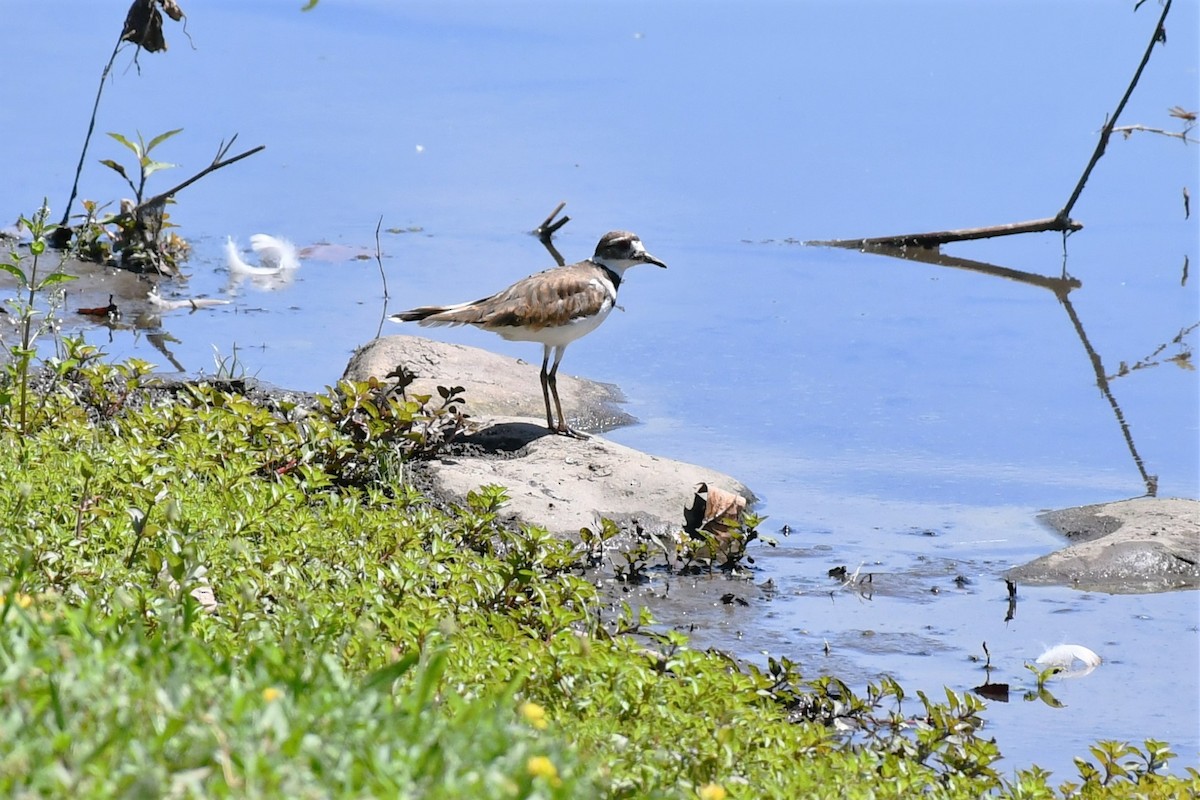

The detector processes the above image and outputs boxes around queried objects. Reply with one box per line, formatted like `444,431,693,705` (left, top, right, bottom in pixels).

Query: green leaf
362,652,420,692
0,261,29,285
38,272,78,288
99,159,129,180
145,128,184,154
141,159,176,179
107,132,142,158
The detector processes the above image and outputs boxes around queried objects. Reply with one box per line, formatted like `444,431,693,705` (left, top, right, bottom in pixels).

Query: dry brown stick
1058,292,1158,496
103,143,265,225
811,216,1083,250
374,214,389,300
1056,0,1172,223
534,202,569,266
813,2,1171,252
535,201,570,239
830,237,1082,295
1111,124,1198,144
51,34,126,246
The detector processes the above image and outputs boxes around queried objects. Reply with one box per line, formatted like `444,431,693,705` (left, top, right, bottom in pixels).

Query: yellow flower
2,593,34,609
262,687,283,703
526,755,559,783
519,701,549,730
698,783,727,800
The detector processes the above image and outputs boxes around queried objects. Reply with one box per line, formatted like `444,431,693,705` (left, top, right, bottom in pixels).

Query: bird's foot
553,424,589,440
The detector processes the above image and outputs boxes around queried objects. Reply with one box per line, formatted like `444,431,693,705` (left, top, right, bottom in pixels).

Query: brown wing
404,262,612,330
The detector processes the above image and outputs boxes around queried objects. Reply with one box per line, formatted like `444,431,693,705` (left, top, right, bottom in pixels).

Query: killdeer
391,230,667,437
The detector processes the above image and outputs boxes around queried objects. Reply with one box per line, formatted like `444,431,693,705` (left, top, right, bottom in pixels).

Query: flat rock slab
1007,497,1200,594
414,416,755,540
343,335,634,432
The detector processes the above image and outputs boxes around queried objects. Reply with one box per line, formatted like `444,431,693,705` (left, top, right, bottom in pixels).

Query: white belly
492,304,613,347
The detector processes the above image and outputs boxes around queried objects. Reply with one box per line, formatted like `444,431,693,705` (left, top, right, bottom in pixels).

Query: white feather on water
225,236,282,276
225,235,302,292
1036,644,1102,678
249,234,300,271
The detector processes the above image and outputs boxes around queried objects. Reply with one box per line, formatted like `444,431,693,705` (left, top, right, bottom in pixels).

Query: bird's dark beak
642,252,667,269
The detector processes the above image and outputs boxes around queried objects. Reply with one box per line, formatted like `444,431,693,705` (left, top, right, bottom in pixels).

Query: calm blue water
6,0,1198,780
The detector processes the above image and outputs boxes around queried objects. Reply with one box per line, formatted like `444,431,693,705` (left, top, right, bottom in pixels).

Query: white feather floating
225,236,280,276
249,233,300,271
225,234,302,276
1036,643,1102,670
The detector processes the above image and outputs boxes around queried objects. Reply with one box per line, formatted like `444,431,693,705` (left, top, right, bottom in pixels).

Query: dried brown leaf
700,484,747,530
123,0,166,52
77,295,120,318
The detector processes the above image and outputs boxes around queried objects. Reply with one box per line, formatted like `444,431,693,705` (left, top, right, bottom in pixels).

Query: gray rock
343,335,634,432
344,335,754,543
415,415,755,540
1007,497,1200,594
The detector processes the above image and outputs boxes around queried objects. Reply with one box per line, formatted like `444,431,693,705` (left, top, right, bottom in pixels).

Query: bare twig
372,215,392,340
812,2,1172,252
840,241,1082,294
1111,124,1198,144
53,35,126,246
102,143,265,226
535,201,570,239
1056,0,1173,223
374,215,389,300
1106,321,1200,380
533,202,569,266
811,216,1083,250
212,134,239,163
1058,292,1158,496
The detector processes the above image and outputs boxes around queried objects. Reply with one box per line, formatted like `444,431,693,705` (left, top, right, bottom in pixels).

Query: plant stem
57,35,125,239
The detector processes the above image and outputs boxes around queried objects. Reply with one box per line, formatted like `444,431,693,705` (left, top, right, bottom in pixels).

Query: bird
391,230,667,437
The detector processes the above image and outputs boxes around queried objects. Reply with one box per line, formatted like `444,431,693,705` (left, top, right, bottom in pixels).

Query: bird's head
592,230,667,273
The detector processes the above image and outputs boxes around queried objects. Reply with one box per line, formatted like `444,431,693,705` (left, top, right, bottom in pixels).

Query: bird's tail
390,302,477,326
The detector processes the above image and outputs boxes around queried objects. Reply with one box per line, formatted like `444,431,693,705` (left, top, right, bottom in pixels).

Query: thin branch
533,201,569,266
1110,124,1198,144
103,143,265,226
372,214,392,341
1056,0,1172,222
813,1,1174,252
53,34,126,245
811,216,1083,250
842,241,1082,295
535,201,570,239
374,215,389,300
213,133,239,163
1057,292,1158,497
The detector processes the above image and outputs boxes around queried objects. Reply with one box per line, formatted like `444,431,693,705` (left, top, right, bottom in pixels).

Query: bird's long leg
539,344,556,431
547,345,587,439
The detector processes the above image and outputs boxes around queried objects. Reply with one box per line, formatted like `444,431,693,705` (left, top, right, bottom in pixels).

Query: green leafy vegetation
0,203,76,445
0,351,1195,797
78,128,191,272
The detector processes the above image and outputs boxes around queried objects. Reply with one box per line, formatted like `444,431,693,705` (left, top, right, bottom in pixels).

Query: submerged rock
1007,497,1200,594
